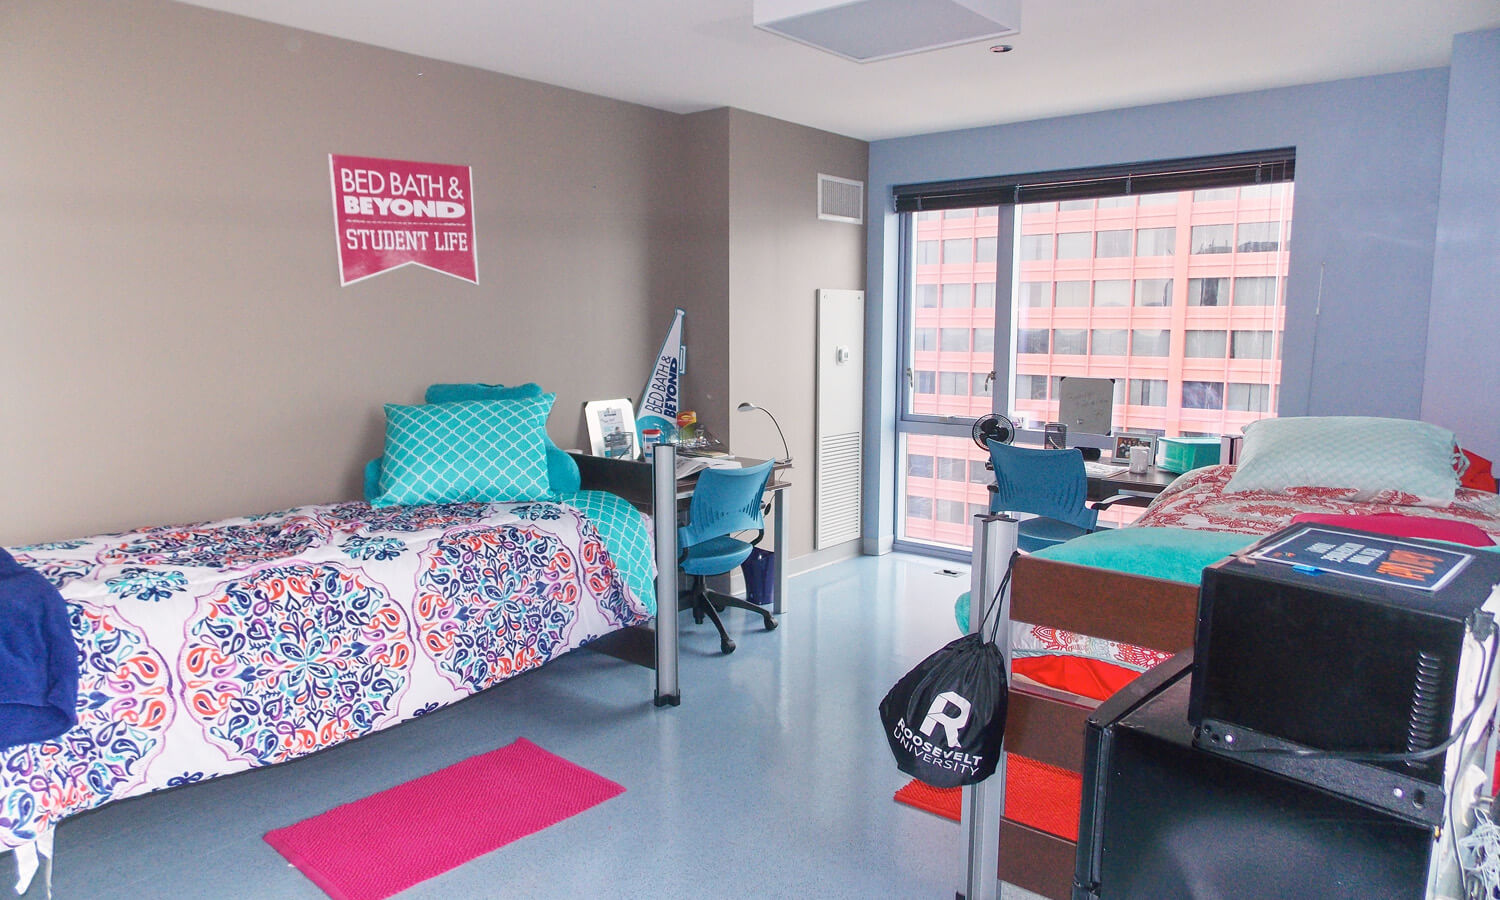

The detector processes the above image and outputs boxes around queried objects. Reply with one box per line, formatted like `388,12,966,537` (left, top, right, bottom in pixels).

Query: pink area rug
264,738,624,900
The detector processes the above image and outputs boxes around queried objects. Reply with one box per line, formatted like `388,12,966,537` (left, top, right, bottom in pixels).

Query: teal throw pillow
423,382,580,494
372,396,553,507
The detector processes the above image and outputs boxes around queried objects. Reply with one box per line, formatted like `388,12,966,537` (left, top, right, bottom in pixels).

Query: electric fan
971,413,1016,450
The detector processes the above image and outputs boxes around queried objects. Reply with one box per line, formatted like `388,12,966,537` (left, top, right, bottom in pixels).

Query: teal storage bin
1157,436,1221,474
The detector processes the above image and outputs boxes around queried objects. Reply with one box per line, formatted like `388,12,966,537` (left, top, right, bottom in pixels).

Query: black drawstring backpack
878,557,1014,788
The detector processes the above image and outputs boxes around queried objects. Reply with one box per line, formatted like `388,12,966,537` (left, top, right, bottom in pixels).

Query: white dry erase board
1058,377,1115,436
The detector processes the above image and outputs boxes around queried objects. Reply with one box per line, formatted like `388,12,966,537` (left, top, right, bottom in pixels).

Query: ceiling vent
754,0,1019,63
818,174,864,224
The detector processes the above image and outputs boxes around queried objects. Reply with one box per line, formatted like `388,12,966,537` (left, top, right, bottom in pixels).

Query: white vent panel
816,289,865,549
818,174,864,224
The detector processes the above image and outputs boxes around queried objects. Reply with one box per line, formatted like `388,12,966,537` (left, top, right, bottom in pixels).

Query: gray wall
1423,29,1500,457
863,68,1461,549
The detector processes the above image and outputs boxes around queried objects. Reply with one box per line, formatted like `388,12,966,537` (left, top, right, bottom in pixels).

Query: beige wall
1,0,691,543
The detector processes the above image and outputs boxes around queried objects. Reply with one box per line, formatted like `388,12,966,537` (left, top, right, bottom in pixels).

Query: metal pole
961,513,1017,900
652,442,680,707
772,486,787,616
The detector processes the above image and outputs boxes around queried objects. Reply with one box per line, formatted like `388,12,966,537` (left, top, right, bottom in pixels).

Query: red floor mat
893,754,1082,842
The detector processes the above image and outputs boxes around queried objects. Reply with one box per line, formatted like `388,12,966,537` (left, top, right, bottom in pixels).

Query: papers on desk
1083,461,1129,479
676,455,743,480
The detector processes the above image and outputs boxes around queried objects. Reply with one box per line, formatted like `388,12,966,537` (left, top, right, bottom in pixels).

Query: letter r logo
919,691,971,748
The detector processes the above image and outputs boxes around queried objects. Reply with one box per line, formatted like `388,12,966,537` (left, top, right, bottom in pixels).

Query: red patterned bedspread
1134,465,1500,541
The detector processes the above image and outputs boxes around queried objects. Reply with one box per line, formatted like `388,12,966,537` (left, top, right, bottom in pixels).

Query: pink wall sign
329,154,478,286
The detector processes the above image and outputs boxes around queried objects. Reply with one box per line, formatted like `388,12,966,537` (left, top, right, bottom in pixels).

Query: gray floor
20,553,1043,899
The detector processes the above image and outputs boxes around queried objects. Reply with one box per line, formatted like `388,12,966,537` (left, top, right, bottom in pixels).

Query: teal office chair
679,460,778,654
986,439,1120,553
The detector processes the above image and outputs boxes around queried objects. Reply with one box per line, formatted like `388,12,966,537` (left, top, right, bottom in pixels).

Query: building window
1058,199,1094,211
1187,277,1230,307
1095,229,1132,258
1185,330,1228,358
936,499,966,524
1019,283,1051,307
940,328,969,351
908,454,934,477
1132,329,1171,357
1182,381,1225,410
1020,201,1056,214
1237,221,1281,253
939,372,967,395
1190,224,1234,254
1227,383,1271,412
1054,329,1088,355
975,282,996,307
1093,280,1130,307
937,457,967,481
1016,374,1049,400
914,284,939,308
907,495,933,518
1098,196,1136,209
1134,278,1173,307
973,328,995,354
1233,276,1278,306
1239,183,1287,201
941,283,969,307
1055,281,1090,307
1129,378,1168,406
970,373,991,396
1091,329,1127,356
943,238,972,264
914,328,937,351
1139,191,1177,206
1017,329,1050,354
914,370,936,393
1056,232,1092,259
1193,188,1237,202
1231,330,1276,359
1020,234,1053,260
944,208,972,219
969,460,992,484
1136,227,1175,256
916,240,940,264
976,236,998,262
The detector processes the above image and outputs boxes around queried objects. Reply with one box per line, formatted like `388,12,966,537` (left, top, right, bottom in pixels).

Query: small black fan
971,413,1016,450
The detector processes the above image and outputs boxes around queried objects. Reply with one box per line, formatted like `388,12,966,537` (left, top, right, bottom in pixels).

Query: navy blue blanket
0,549,77,749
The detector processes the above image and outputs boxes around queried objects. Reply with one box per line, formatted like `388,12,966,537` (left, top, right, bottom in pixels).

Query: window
943,238,972,264
968,503,988,520
1227,383,1271,412
1136,227,1175,256
1055,281,1089,307
970,373,991,396
1056,232,1092,259
1129,378,1168,406
973,328,995,354
1233,276,1278,306
1020,201,1056,214
1182,381,1225,410
975,282,996,307
941,283,969,307
914,371,935,393
940,328,969,351
1058,199,1094,211
1132,329,1171,357
937,457,967,481
1017,329,1049,354
936,499,966,524
915,284,939,308
1237,222,1281,253
916,240,940,264
1187,277,1229,307
1091,329,1127,355
1098,196,1135,209
1054,329,1088,355
1239,183,1287,201
906,495,932,518
943,208,972,219
1139,191,1177,206
1093,280,1130,307
969,460,992,484
939,372,967,395
1020,234,1053,260
916,211,940,222
1016,374,1049,400
1231,330,1276,359
1190,224,1233,254
1185,330,1228,358
908,454,933,477
976,236,998,262
1194,188,1237,202
1134,278,1173,307
1095,229,1132,258
914,328,937,351
1019,283,1051,307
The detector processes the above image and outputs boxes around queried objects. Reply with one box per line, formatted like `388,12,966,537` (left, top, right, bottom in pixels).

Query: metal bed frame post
960,513,1017,900
652,442,681,707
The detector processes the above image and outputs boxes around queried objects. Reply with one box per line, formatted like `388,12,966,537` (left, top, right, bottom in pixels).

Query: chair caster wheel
764,618,778,631
721,639,736,654
693,611,705,624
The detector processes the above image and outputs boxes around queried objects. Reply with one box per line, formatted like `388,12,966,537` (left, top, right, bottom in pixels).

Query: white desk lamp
736,402,791,466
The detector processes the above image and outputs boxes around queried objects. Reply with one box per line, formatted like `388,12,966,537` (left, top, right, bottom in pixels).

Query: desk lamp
736,402,791,466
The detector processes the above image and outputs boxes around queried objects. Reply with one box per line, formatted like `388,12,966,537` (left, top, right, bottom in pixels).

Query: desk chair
987,440,1127,553
679,460,778,654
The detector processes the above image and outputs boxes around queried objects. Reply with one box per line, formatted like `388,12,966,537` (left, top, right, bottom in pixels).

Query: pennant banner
329,154,478,286
637,308,684,442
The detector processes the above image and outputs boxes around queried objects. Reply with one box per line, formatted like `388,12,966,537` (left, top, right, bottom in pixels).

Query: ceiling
178,0,1500,142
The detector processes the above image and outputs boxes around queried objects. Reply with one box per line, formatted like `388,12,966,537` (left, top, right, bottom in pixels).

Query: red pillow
1289,512,1495,547
1461,450,1498,493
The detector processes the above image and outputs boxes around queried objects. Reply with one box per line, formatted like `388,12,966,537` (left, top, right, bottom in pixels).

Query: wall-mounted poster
329,154,477,286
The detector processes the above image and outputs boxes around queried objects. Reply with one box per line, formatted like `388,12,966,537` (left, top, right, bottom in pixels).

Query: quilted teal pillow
1225,416,1460,508
423,382,581,495
371,396,553,507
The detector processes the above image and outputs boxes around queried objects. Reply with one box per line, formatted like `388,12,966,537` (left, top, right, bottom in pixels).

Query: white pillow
1225,416,1459,508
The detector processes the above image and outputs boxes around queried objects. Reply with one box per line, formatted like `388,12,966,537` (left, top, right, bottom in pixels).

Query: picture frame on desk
584,398,639,459
1113,431,1159,463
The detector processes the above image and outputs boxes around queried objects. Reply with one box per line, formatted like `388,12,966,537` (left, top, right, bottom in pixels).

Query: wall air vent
818,174,865,224
754,0,1019,63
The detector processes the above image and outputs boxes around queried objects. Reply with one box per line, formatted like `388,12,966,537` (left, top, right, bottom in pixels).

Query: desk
1089,463,1178,503
571,452,791,615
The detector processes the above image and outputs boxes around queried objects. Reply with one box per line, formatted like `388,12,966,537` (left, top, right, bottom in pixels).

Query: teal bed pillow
371,396,553,507
423,382,581,495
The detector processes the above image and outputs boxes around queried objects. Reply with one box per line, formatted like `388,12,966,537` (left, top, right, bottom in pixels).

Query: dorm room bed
963,418,1500,900
0,395,685,890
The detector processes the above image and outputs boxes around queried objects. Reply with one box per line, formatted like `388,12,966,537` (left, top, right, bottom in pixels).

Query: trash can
741,547,775,606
